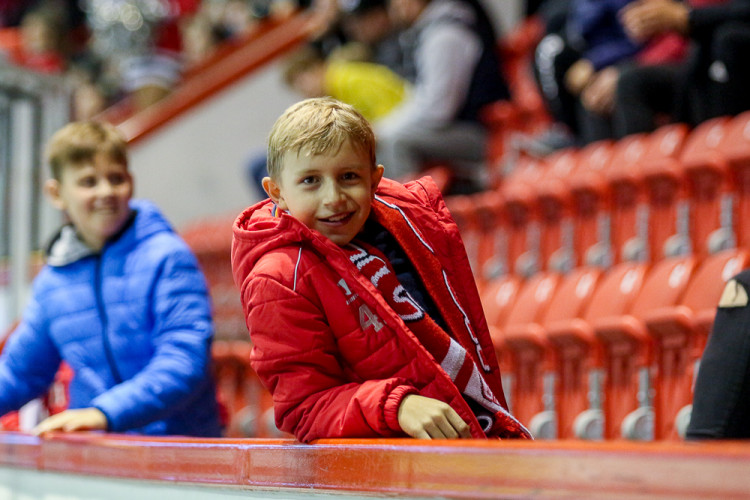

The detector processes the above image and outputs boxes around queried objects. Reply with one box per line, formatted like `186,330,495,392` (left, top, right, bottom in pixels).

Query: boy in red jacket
231,97,530,442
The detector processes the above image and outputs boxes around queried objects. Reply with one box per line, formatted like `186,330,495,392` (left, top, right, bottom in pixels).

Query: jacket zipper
95,255,123,384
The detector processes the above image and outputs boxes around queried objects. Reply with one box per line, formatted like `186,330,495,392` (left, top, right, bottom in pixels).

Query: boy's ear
262,176,287,209
44,178,65,210
371,164,385,193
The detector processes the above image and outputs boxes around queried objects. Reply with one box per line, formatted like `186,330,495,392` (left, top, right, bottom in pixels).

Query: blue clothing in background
567,0,641,70
0,199,221,436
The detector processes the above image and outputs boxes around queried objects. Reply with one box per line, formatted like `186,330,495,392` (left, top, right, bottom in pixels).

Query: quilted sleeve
91,240,215,432
244,274,418,442
0,293,61,416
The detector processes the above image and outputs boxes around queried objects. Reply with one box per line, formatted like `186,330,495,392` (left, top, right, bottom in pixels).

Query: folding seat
499,153,548,277
545,262,648,439
497,271,561,436
594,256,698,440
637,123,692,261
678,117,734,257
474,191,509,285
642,249,750,440
447,191,507,293
606,133,652,264
540,266,604,439
481,272,524,403
212,340,278,437
568,140,616,268
533,148,580,272
718,111,750,248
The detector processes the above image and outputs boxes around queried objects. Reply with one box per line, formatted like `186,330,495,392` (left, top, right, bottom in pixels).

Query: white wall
128,61,300,229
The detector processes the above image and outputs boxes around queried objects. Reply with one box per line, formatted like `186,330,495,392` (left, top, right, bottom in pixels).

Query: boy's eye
300,176,318,185
341,172,360,181
108,173,128,185
77,176,97,187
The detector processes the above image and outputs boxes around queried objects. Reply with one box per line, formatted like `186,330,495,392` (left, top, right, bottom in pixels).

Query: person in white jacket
376,0,508,192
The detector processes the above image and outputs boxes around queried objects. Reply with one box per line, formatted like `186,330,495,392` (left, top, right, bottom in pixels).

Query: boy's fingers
423,421,446,440
435,418,459,439
32,415,65,436
446,410,472,438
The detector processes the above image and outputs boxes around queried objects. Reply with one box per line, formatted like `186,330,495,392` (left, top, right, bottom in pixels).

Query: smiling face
45,153,133,251
263,140,384,246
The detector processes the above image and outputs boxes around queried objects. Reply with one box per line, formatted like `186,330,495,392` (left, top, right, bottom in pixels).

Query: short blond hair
46,121,128,180
267,97,376,180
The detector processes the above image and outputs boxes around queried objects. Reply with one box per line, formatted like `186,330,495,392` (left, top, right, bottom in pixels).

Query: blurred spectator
180,11,225,69
6,7,67,74
282,43,409,122
81,0,200,110
615,0,750,136
529,0,694,148
375,0,509,192
339,0,411,80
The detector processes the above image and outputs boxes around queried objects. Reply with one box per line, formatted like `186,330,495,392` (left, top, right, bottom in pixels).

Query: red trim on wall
2,432,750,498
100,13,311,146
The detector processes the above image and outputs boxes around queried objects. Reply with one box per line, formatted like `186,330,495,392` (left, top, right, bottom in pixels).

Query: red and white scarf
344,196,531,439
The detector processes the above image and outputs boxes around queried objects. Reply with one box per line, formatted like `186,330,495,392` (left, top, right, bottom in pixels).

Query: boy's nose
96,179,115,196
322,182,346,205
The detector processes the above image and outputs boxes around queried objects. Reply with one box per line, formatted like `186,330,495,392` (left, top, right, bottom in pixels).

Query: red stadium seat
606,133,651,263
637,123,692,261
481,272,525,402
593,256,698,440
499,272,561,436
642,249,750,440
546,262,648,439
679,117,734,257
534,148,580,271
718,111,750,248
499,153,548,277
568,140,616,267
447,191,508,293
541,266,604,439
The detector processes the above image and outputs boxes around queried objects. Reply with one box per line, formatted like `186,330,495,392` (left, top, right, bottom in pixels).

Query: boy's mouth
319,212,354,224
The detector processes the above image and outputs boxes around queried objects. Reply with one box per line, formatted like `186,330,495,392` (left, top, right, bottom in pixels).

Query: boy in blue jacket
0,121,221,437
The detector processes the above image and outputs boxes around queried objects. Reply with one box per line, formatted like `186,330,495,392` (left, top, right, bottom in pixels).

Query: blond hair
267,97,376,179
46,121,128,180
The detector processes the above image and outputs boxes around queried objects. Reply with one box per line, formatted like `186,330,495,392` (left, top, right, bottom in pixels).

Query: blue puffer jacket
0,199,221,436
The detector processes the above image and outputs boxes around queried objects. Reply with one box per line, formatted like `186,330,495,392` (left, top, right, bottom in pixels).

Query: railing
100,11,311,145
0,66,70,335
1,431,750,499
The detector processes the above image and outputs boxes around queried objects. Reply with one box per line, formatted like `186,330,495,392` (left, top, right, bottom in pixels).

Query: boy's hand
397,395,472,439
32,408,108,436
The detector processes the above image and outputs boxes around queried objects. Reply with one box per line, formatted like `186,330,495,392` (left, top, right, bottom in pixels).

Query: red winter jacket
231,177,522,442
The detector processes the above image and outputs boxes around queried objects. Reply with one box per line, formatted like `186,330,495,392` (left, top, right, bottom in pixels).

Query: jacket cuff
383,385,420,432
90,395,118,431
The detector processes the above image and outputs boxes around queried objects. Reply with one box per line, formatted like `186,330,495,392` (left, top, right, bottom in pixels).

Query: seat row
448,110,750,293
479,248,749,441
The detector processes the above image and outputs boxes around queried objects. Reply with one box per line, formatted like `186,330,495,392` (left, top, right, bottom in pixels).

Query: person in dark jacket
615,0,750,135
0,121,221,437
687,269,750,439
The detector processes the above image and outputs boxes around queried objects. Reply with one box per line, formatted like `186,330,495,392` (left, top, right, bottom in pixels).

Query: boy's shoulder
376,176,443,209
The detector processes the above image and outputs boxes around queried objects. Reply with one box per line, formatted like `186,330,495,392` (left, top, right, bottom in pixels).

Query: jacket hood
231,177,427,288
231,198,330,287
47,199,174,267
